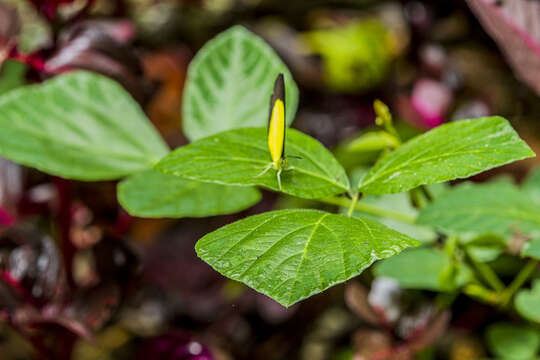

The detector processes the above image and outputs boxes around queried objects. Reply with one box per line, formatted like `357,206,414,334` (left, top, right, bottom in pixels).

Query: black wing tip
273,73,285,100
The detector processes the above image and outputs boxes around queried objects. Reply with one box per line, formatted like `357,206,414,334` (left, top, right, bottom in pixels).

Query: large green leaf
118,170,262,218
373,247,473,291
417,182,540,237
516,280,540,324
195,209,419,307
359,117,534,194
486,323,540,360
155,128,350,199
523,168,540,204
523,238,540,260
0,71,169,180
182,25,299,141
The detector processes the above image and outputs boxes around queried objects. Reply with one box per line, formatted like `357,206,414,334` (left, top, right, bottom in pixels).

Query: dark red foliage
44,20,153,102
0,226,64,307
0,2,20,67
28,0,92,21
137,332,213,360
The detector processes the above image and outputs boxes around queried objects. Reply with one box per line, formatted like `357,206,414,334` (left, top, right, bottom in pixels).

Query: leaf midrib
287,213,329,304
183,155,347,190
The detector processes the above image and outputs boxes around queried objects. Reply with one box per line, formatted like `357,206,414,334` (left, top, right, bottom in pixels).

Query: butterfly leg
255,163,273,178
276,168,283,191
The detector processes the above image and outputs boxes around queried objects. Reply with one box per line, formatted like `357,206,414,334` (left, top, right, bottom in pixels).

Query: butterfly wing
267,74,286,166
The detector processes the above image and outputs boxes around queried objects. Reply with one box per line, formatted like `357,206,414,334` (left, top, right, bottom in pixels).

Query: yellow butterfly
256,73,295,190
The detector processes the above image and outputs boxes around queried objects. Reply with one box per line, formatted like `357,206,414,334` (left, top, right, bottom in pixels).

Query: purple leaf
44,21,151,103
467,0,540,96
137,332,213,360
0,227,63,305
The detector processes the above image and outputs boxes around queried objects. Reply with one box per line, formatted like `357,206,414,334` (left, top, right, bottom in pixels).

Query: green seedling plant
2,25,540,357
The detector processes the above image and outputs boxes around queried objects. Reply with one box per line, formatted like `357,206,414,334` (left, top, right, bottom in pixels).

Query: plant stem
463,284,499,305
54,177,75,291
500,259,539,307
467,252,505,292
347,193,359,217
319,196,416,223
420,185,433,202
409,187,426,209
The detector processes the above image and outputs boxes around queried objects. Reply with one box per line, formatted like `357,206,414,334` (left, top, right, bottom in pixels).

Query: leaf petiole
499,259,539,307
465,248,505,292
347,193,359,217
319,196,416,223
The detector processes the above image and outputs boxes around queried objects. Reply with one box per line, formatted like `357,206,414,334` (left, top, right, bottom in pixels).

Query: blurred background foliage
1,0,540,359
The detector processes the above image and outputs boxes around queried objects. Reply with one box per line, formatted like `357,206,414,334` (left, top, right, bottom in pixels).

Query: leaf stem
463,284,499,305
409,187,426,209
420,185,433,202
319,196,416,223
347,193,359,217
465,250,505,292
500,259,539,307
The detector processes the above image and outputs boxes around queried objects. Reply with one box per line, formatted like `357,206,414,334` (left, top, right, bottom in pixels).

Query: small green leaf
461,233,507,263
156,128,350,199
486,323,540,360
0,71,169,180
522,238,540,260
418,182,540,237
347,192,437,243
347,131,400,152
515,280,540,324
183,25,299,141
359,117,535,194
118,170,262,218
196,209,419,307
374,247,473,291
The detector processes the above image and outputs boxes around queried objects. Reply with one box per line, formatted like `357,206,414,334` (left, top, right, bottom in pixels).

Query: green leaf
418,182,540,238
486,323,540,360
304,20,393,92
523,167,540,204
359,117,535,194
373,247,473,291
117,170,262,218
195,209,419,307
0,71,169,180
522,238,540,260
516,279,540,324
156,128,350,199
182,25,299,141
